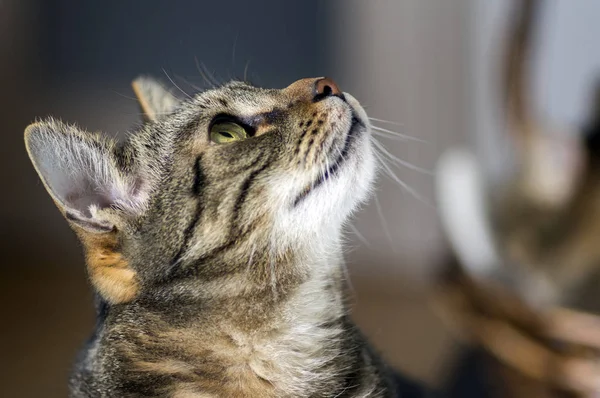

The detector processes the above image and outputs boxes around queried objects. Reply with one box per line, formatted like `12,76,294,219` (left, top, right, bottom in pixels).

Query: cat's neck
145,228,348,316
111,240,357,397
205,237,348,327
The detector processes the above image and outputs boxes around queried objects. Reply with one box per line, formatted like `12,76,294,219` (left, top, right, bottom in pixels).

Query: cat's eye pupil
220,132,233,138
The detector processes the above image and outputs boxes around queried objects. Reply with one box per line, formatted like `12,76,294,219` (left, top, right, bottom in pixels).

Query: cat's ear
25,120,143,304
24,119,144,233
131,76,181,121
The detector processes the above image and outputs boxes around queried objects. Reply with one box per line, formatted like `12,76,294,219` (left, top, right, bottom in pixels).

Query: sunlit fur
25,78,403,397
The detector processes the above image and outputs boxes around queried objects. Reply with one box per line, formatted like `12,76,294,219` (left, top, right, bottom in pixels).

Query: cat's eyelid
208,113,256,137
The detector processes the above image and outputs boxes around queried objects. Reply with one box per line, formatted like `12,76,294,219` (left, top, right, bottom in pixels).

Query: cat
25,76,419,397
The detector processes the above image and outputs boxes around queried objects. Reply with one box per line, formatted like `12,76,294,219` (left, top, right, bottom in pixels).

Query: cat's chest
128,322,342,398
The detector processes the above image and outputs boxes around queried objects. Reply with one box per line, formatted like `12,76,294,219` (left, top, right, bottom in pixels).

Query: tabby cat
25,77,405,397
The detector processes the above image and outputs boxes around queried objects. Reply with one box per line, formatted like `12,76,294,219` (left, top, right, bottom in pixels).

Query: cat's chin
274,105,374,240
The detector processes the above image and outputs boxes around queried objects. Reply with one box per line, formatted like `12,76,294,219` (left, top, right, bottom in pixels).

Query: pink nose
314,77,342,99
284,77,344,102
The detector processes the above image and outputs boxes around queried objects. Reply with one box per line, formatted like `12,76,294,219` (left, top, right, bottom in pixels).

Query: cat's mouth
292,110,366,207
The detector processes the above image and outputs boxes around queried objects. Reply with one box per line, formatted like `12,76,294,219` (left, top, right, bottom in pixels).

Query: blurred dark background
0,0,537,396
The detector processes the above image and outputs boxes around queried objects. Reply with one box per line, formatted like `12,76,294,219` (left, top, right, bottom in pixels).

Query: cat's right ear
25,119,145,304
24,119,145,233
131,76,181,121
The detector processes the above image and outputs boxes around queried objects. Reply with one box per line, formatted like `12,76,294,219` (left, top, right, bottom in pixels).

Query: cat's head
25,77,375,305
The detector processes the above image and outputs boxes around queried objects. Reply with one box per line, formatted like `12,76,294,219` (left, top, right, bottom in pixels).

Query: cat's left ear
132,76,181,121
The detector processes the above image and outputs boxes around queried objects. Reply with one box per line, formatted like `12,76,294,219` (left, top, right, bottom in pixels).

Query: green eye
210,122,248,144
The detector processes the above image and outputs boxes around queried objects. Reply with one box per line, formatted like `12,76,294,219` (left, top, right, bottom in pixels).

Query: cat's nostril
313,77,343,101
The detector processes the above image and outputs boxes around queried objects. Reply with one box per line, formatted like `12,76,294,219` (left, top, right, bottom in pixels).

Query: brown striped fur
24,77,400,397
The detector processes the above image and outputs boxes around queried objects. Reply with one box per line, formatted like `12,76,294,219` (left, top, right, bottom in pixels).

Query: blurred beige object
434,0,600,396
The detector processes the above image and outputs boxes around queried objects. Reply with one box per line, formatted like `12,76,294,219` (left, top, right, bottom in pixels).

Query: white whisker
162,68,192,100
243,60,251,82
370,125,426,143
199,60,221,87
348,224,371,248
371,138,433,175
373,151,432,207
129,111,180,117
194,56,219,87
371,130,418,143
373,195,397,254
368,116,405,126
174,74,204,92
231,31,239,68
111,91,138,101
